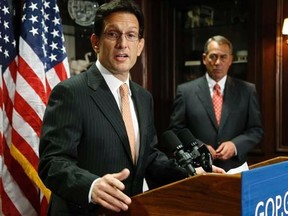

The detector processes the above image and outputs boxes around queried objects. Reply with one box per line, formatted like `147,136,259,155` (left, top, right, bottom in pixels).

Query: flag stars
51,29,59,38
44,1,50,9
52,17,60,26
43,13,49,21
2,5,9,15
49,53,57,62
42,45,47,56
4,35,9,43
12,39,16,48
29,15,38,24
53,5,59,13
4,49,9,58
29,26,39,36
42,34,48,45
49,41,58,50
4,20,9,29
22,14,26,22
1,0,68,72
44,25,49,33
61,46,66,53
29,2,38,11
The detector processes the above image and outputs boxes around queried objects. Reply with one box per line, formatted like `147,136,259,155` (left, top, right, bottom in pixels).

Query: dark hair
93,0,144,39
204,35,233,54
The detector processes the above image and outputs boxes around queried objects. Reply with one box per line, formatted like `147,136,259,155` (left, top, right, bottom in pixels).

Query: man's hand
216,141,236,160
211,165,226,173
206,144,217,160
195,165,226,174
91,168,131,212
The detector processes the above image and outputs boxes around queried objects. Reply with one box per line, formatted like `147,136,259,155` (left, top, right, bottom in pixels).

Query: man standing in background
169,35,264,172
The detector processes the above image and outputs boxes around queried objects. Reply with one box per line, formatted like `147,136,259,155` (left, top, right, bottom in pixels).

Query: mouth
213,68,222,72
115,53,129,60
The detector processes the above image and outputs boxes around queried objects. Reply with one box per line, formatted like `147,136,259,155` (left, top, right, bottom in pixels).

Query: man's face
91,12,144,81
202,41,233,82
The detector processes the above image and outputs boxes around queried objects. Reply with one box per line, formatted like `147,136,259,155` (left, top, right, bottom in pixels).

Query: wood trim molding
276,0,288,152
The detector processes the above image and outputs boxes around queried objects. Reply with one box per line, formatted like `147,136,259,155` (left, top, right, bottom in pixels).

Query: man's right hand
91,168,131,212
206,144,217,160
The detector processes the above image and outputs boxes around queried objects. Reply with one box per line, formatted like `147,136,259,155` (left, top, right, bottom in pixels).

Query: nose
214,57,221,65
116,34,128,48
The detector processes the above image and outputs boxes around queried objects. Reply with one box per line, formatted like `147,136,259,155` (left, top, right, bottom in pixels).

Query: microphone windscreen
162,130,183,153
177,128,196,148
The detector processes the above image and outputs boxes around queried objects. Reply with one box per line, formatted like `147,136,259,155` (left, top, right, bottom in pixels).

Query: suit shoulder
229,77,255,89
177,76,204,90
53,73,87,94
131,81,152,97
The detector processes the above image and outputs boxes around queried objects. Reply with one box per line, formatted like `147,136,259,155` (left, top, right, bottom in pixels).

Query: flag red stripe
18,56,46,105
3,140,39,213
54,61,69,81
14,91,42,137
1,181,21,216
40,196,49,216
9,59,18,82
0,89,3,109
12,129,39,170
45,78,51,104
3,80,14,124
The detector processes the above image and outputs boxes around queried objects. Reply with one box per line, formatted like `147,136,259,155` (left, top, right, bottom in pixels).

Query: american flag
0,0,70,215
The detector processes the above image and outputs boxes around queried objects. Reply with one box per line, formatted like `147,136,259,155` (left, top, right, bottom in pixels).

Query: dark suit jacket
169,75,264,171
38,64,187,215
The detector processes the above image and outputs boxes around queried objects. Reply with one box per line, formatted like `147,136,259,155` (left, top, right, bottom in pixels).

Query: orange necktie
120,83,136,163
212,83,223,125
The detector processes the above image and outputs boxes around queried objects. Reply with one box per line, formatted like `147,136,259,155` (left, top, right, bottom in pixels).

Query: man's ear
137,38,145,56
202,53,207,65
91,33,100,53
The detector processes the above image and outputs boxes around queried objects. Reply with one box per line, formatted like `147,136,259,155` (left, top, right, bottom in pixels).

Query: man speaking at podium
38,1,225,215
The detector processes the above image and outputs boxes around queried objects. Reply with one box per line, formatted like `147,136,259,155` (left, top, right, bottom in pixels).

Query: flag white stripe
45,56,70,88
19,37,46,82
12,109,40,157
2,164,37,216
14,72,46,118
3,67,17,103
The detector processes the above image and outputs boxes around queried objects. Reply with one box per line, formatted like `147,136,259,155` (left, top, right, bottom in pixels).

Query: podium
96,156,288,215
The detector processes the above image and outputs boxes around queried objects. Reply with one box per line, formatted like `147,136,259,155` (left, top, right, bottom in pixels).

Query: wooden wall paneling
284,0,288,151
276,0,288,152
129,0,146,88
237,0,288,164
145,0,178,141
248,0,277,164
245,0,265,161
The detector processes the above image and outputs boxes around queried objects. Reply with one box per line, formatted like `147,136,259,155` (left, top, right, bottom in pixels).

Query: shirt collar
96,60,131,96
205,73,227,92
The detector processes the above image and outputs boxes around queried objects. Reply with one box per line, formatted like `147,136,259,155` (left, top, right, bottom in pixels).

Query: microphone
162,130,197,176
177,128,213,172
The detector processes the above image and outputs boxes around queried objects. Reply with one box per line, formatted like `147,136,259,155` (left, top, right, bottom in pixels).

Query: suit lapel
87,65,133,162
196,77,219,128
219,77,238,130
130,82,146,166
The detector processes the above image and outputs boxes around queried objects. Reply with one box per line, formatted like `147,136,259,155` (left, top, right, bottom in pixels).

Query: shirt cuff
88,178,101,203
234,145,238,156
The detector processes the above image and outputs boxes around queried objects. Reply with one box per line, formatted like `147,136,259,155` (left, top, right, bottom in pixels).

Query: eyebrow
104,23,139,30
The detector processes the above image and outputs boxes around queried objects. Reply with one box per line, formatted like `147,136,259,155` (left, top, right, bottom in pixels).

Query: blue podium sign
242,161,288,216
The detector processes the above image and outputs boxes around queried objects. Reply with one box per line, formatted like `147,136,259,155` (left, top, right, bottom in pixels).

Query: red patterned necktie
120,83,136,164
212,83,223,125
